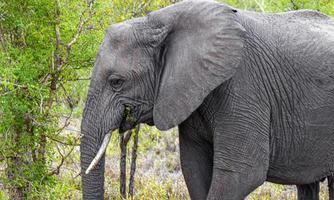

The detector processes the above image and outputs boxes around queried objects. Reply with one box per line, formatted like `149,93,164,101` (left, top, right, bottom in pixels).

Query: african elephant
80,0,334,199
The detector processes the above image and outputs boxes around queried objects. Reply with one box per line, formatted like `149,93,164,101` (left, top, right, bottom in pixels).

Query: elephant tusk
85,133,111,175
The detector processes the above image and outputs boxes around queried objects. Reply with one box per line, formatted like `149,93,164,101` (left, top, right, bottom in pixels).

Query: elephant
80,0,334,199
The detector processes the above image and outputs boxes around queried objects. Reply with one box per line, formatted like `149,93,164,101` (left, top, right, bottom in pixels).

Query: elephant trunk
80,109,110,199
80,117,107,200
80,90,123,199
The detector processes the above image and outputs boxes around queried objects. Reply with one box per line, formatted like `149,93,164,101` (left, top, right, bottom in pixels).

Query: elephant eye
109,77,124,91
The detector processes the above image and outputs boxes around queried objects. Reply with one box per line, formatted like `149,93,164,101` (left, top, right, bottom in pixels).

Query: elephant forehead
98,21,150,76
107,23,133,41
106,17,147,46
96,47,147,77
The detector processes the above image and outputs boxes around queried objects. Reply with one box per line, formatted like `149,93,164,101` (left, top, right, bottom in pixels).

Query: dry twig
48,144,76,176
129,124,140,197
120,129,132,199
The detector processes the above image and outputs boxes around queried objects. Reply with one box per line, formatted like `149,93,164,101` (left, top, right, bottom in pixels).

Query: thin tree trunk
7,157,24,200
120,134,127,199
24,114,37,162
7,181,24,200
120,130,132,199
7,128,24,200
38,134,47,164
128,125,140,198
0,25,7,51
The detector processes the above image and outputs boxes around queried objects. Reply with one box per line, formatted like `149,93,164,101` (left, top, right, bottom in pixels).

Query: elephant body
182,7,334,199
238,10,334,184
80,1,334,199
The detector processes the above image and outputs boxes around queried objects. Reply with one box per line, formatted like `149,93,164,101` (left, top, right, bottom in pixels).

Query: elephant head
80,0,244,199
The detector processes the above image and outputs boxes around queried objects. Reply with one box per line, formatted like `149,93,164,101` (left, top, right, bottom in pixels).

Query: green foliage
0,0,110,198
111,0,174,22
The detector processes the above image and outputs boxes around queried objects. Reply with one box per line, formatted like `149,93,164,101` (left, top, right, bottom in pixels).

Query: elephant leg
328,176,334,200
296,182,319,200
179,111,213,200
207,157,268,200
206,110,270,199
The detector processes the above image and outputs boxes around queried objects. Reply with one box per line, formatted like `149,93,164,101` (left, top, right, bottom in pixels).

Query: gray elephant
80,0,334,199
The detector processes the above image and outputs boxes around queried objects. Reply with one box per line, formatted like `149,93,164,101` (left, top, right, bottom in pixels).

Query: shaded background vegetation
0,0,333,199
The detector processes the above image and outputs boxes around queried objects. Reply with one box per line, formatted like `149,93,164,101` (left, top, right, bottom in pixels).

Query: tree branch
119,129,132,199
46,135,80,146
119,132,127,199
48,144,75,176
129,124,140,197
64,0,95,67
65,77,91,81
59,82,74,108
123,129,132,145
0,24,7,51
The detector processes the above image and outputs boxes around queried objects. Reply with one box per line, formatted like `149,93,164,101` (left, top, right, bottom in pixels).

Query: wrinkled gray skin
80,0,334,199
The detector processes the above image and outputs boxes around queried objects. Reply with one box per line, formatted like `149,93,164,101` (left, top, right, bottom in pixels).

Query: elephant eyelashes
109,77,124,91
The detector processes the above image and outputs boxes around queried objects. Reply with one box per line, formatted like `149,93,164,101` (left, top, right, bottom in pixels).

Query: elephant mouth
119,104,137,133
119,104,154,132
119,120,135,133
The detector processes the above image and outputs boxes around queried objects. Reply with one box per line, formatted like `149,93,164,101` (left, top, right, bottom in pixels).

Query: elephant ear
150,1,245,130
